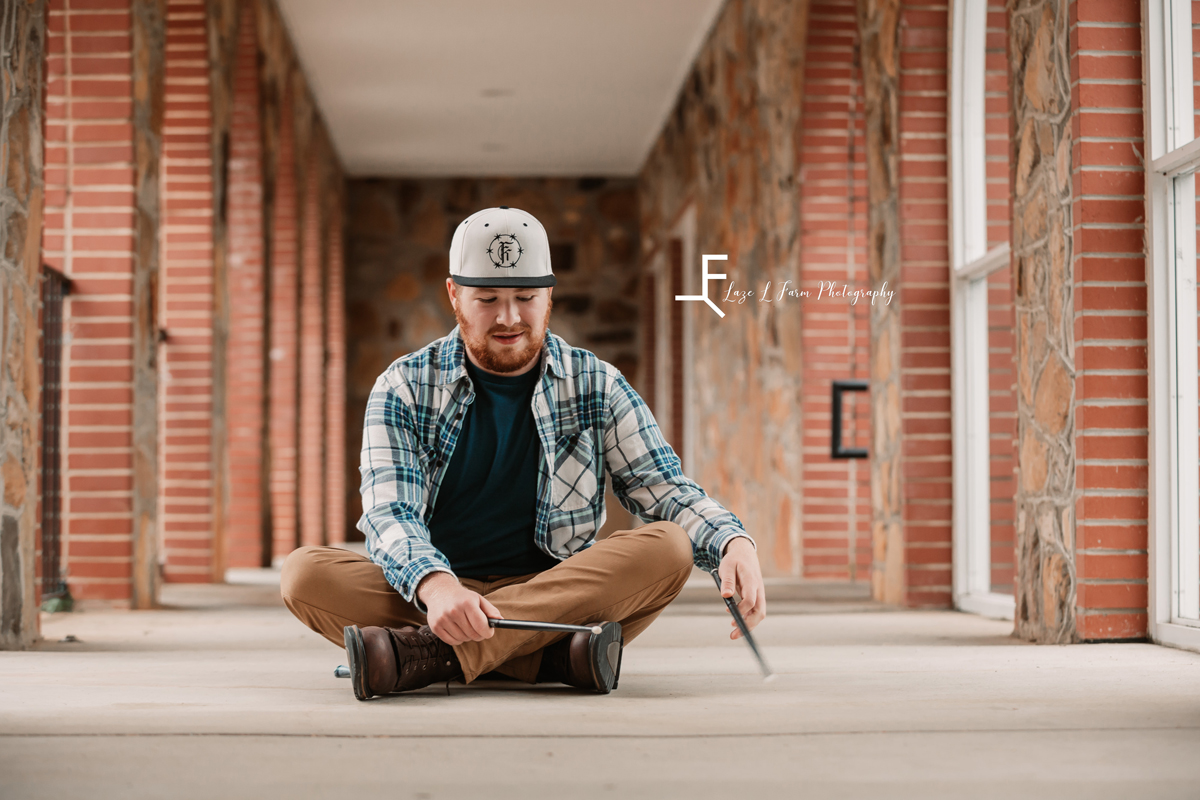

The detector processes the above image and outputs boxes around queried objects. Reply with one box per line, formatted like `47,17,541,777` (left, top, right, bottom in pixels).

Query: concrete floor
3,573,1200,799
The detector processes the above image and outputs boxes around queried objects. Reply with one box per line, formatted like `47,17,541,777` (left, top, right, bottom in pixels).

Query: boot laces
391,627,455,677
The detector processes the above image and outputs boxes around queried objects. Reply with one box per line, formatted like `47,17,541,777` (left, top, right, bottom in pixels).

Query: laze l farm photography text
721,279,896,306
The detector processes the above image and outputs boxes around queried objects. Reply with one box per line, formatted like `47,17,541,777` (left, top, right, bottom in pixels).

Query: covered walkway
6,0,1200,794
3,573,1199,798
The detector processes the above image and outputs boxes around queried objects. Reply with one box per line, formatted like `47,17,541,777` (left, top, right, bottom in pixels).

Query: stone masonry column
130,0,165,607
1009,0,1076,642
0,0,48,647
858,0,905,603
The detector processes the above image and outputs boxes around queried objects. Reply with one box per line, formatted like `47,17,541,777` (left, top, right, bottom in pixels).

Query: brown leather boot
535,621,624,693
343,624,463,701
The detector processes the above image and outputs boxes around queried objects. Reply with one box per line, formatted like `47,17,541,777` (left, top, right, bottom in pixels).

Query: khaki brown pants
280,520,694,684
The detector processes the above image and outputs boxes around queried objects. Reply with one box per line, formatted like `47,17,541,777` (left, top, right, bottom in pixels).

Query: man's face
448,280,554,376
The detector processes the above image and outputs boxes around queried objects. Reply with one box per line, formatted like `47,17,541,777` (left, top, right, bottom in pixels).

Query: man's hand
718,537,766,640
416,572,504,646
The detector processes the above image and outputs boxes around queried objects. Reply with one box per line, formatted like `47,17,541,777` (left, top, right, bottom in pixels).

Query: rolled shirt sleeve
356,371,457,614
601,370,755,572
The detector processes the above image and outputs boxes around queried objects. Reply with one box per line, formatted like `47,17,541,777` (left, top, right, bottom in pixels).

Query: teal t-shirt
426,357,561,578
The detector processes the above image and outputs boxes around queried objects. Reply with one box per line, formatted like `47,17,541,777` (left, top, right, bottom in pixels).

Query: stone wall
857,0,903,602
0,0,48,648
637,0,810,579
343,177,641,541
1009,0,1076,643
131,0,166,607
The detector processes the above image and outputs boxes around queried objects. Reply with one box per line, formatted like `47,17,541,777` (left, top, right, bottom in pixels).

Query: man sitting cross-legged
281,206,766,699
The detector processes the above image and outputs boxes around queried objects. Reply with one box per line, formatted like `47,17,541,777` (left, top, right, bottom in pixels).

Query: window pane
988,271,1016,596
1175,172,1198,621
1187,170,1200,620
1188,2,1200,620
986,2,1014,597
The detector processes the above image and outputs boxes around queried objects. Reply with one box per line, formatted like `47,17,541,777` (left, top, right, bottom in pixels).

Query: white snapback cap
448,206,556,288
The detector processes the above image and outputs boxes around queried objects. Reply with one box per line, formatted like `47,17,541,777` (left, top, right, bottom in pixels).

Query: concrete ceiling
275,0,725,178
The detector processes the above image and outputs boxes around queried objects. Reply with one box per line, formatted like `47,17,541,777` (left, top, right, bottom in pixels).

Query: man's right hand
416,572,503,646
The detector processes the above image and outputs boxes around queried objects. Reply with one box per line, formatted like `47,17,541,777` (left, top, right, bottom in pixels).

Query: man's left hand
718,537,766,639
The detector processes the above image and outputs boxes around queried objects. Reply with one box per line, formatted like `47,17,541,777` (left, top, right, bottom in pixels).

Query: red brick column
224,1,266,567
298,150,325,547
1068,0,1147,639
898,0,953,606
325,200,346,545
269,89,299,564
799,0,870,581
158,0,214,582
43,0,139,601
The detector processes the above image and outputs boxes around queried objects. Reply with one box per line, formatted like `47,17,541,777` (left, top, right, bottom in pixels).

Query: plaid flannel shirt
356,323,755,613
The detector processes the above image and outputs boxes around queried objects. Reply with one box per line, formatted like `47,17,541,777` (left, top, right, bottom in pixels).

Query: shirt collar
437,324,567,386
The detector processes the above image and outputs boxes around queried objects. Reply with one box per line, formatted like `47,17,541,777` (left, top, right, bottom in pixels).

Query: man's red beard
454,297,553,374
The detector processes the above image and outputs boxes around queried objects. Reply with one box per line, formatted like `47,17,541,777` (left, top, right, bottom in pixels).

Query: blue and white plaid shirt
356,323,755,613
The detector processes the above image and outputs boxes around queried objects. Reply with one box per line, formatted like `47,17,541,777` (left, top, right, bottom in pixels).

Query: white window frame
948,0,1015,619
1144,0,1200,651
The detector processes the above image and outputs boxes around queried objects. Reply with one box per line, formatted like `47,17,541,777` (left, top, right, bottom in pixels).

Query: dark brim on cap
451,275,557,287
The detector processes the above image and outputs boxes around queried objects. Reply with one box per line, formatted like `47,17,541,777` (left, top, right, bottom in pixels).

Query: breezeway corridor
4,568,1199,799
8,0,1200,796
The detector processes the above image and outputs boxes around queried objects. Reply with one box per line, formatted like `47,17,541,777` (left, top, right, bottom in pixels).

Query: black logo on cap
487,233,523,269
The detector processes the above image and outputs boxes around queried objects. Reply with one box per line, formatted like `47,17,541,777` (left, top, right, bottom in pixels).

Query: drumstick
711,569,774,681
488,618,603,635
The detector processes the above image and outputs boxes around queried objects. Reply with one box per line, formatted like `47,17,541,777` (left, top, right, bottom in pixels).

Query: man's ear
446,278,457,311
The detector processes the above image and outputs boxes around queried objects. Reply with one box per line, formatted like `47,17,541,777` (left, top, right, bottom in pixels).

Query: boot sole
612,633,624,691
589,621,624,694
343,625,372,701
